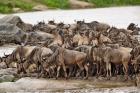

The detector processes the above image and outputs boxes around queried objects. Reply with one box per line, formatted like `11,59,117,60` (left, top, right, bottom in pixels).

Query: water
9,6,140,28
0,45,17,57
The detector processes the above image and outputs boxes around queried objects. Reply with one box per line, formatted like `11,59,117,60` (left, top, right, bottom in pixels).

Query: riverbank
0,77,138,93
0,0,139,13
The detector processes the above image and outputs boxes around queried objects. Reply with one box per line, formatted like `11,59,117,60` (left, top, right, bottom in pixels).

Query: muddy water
0,45,17,57
12,6,140,28
0,6,140,28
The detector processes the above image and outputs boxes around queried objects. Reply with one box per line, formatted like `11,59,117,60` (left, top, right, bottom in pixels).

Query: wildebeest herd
0,15,140,80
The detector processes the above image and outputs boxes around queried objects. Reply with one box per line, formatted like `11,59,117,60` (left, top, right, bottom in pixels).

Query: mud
0,77,138,93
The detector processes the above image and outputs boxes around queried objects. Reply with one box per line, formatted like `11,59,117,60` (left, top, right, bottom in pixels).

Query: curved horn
68,24,71,28
83,19,85,22
4,53,6,57
4,53,8,57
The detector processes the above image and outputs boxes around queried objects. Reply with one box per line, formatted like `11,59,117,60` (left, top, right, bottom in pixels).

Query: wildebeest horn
4,53,8,57
83,19,85,22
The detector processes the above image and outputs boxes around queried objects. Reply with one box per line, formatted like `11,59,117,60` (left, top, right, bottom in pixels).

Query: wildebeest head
57,22,64,28
1,53,12,68
127,23,137,31
48,20,55,25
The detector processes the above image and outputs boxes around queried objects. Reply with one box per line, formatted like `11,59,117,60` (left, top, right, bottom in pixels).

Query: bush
35,0,70,9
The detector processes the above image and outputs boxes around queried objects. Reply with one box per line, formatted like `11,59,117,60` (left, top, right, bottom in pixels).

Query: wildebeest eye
43,57,46,60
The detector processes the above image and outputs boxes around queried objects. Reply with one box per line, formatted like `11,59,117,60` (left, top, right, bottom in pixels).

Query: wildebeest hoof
65,77,68,80
83,77,88,80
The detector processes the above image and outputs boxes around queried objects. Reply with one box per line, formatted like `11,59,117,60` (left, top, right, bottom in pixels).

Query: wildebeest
22,46,53,77
90,46,131,80
45,46,88,79
2,46,36,74
1,16,140,81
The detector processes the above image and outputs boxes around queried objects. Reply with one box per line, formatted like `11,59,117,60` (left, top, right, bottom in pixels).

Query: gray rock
0,15,32,32
0,68,17,76
0,75,15,82
0,62,7,69
69,0,94,9
33,5,48,11
12,8,24,13
0,15,22,25
0,23,27,45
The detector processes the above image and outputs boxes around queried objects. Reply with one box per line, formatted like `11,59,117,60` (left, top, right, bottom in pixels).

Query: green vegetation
35,0,70,9
0,0,33,13
82,0,140,7
0,0,139,13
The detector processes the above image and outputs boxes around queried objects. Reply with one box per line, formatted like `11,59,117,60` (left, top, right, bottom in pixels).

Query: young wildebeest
45,46,88,79
25,46,53,78
105,47,131,80
3,46,36,74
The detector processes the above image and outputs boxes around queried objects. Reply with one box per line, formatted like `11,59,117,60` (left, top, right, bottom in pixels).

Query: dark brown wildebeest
48,29,63,46
131,55,140,74
3,46,36,74
130,45,140,60
90,46,131,80
45,46,88,79
24,46,53,77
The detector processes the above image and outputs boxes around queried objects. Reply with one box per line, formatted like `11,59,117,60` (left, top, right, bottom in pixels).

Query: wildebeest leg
77,63,84,78
84,64,88,79
96,63,100,77
40,65,45,77
123,62,128,81
37,62,40,78
134,64,138,77
56,66,61,79
68,66,73,77
62,64,68,79
109,63,111,78
22,63,27,74
106,62,110,80
17,63,21,74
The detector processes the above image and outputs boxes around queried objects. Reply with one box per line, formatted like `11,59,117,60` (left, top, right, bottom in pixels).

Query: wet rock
69,0,95,9
33,5,48,11
0,23,27,45
0,15,32,32
0,68,17,76
0,15,23,25
12,8,24,13
0,62,7,69
0,75,15,82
